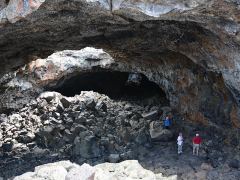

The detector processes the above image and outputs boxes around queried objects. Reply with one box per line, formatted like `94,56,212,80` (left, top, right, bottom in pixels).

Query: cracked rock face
0,1,240,119
92,0,211,16
2,47,239,128
1,1,240,179
0,0,45,24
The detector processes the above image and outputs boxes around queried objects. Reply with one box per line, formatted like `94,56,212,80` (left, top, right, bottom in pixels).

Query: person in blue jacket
163,116,171,129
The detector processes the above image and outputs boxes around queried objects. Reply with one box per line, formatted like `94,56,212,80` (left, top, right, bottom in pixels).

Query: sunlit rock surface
90,0,211,16
0,0,45,24
14,160,177,180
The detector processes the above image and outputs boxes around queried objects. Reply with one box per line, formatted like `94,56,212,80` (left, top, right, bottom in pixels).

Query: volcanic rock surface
0,0,240,180
1,0,240,127
0,89,170,177
0,89,239,179
2,46,240,129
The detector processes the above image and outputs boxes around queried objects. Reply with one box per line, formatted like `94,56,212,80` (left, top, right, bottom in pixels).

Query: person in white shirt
177,132,183,154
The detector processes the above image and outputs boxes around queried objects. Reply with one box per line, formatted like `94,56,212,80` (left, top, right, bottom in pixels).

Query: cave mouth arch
48,71,169,104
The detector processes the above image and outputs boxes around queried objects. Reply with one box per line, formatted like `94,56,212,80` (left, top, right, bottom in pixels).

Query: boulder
135,129,149,145
73,134,101,158
63,129,74,142
120,150,135,160
96,101,107,112
13,172,36,180
2,141,13,152
14,161,75,180
38,92,61,103
35,161,78,171
95,160,156,180
75,116,87,124
65,164,95,180
15,160,172,180
149,121,173,142
34,165,67,180
228,159,239,169
17,132,35,144
70,124,87,135
85,98,96,110
108,154,120,163
36,126,54,147
60,97,71,108
142,110,159,120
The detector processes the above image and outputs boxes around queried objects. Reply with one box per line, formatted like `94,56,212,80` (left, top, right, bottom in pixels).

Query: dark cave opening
49,71,168,103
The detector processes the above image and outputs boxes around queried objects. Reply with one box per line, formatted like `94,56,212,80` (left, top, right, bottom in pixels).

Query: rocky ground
0,90,239,179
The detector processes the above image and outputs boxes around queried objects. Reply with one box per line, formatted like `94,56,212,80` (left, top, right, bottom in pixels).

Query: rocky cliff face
1,47,239,129
0,0,240,179
0,0,240,128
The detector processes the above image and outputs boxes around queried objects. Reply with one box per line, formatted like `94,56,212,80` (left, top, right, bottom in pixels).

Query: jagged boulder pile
35,91,151,161
0,91,172,164
1,90,239,179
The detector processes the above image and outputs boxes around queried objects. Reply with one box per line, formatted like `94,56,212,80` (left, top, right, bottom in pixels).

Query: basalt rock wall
0,47,238,129
0,0,240,128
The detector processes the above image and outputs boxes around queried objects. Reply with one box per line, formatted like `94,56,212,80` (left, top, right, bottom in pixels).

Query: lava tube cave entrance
49,71,169,104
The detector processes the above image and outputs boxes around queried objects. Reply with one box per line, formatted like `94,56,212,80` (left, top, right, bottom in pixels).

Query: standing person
163,116,171,129
177,133,183,154
192,133,202,156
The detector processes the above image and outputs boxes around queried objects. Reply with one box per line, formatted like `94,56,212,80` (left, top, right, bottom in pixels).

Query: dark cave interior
49,71,168,103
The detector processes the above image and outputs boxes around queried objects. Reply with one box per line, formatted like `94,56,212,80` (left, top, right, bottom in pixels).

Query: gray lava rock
75,116,87,124
36,126,54,147
85,98,96,110
108,154,120,163
73,134,101,158
96,101,107,112
142,110,159,120
120,150,135,160
149,122,173,142
63,129,74,142
2,142,13,152
207,170,240,180
39,92,59,103
229,159,239,169
60,97,71,108
135,129,149,145
70,124,87,135
17,132,35,144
